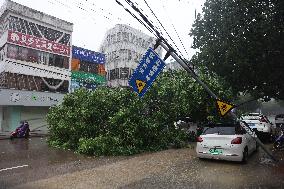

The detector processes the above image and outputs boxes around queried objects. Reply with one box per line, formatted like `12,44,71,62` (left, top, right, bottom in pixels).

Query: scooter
273,125,284,150
10,122,30,139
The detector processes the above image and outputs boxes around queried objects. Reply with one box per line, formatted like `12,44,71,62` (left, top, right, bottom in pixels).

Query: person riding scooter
10,121,30,139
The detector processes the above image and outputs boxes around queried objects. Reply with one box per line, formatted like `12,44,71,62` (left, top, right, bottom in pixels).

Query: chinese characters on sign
72,46,106,64
7,30,70,56
129,48,165,97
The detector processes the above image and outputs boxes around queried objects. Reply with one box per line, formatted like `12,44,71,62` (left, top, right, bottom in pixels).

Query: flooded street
0,138,284,189
0,138,129,189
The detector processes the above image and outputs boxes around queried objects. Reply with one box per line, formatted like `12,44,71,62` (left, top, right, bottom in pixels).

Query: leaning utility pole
156,40,277,162
116,0,277,162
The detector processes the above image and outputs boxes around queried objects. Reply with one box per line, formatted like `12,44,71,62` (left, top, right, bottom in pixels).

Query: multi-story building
0,0,73,132
164,61,183,71
100,24,162,87
70,46,106,92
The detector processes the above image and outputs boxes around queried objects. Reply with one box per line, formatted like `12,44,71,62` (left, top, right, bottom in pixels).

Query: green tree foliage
47,69,233,156
190,0,284,100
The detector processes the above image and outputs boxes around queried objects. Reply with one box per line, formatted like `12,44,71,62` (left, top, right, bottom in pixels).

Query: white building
164,61,183,71
0,0,73,132
100,24,162,87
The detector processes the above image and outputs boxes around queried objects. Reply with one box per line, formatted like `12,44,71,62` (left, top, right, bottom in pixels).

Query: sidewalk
0,130,49,140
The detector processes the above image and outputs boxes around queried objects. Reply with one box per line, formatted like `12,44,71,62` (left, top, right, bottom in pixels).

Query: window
137,38,142,46
7,44,69,69
106,35,110,45
54,55,64,68
48,54,55,66
63,57,69,69
110,34,115,44
119,49,127,61
111,50,117,61
142,39,146,48
128,50,132,61
115,68,119,79
117,32,121,42
109,68,120,80
79,60,99,73
129,33,135,43
18,47,28,61
110,69,116,80
120,67,129,79
38,51,49,65
7,44,18,59
122,32,129,42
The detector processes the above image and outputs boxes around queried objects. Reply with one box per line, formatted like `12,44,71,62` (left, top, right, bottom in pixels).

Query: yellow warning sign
136,80,146,93
216,99,235,117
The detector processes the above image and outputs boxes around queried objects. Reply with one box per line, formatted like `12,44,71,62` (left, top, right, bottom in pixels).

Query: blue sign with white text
129,48,165,97
72,46,106,64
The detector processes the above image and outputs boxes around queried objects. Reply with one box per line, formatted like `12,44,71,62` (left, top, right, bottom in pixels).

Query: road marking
0,164,29,172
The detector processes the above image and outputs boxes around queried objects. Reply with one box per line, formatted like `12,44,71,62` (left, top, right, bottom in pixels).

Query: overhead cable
142,0,186,59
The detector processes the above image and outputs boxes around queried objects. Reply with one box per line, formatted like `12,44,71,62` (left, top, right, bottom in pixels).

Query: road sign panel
216,99,235,116
129,48,165,97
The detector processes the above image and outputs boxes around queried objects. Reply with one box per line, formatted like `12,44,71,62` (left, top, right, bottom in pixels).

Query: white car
196,123,257,163
241,113,274,139
275,114,284,127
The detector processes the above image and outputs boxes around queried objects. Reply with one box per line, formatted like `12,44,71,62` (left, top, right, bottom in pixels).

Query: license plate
209,148,223,155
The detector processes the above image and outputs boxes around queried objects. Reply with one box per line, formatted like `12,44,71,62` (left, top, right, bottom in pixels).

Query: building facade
0,0,73,131
164,61,183,71
100,24,162,87
70,46,106,92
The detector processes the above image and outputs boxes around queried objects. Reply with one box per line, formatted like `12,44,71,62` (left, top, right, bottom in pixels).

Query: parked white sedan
275,114,284,127
241,113,274,139
196,123,257,163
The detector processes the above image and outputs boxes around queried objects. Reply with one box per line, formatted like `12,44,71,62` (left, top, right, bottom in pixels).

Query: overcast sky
3,0,205,60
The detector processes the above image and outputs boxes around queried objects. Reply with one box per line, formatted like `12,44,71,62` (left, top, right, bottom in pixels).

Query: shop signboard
72,46,105,64
0,89,64,106
7,30,70,56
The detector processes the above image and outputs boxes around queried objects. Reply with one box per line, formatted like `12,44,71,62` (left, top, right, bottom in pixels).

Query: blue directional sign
129,48,166,97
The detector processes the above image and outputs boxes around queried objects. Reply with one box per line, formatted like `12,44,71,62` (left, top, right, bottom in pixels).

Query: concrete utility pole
156,40,277,162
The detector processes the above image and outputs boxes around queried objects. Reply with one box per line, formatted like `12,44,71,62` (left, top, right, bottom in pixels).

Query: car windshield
202,124,245,135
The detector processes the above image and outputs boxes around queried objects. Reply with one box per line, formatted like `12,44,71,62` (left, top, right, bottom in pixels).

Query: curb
0,132,49,140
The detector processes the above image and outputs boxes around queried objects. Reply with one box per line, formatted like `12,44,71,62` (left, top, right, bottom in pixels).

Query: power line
119,0,194,69
48,0,131,28
122,0,162,39
142,0,187,60
115,0,155,35
160,1,190,59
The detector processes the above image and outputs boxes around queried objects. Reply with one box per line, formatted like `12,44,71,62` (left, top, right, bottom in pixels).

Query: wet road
0,138,284,189
0,138,129,189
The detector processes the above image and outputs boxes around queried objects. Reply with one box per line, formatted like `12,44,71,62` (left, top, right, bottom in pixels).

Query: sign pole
157,40,277,162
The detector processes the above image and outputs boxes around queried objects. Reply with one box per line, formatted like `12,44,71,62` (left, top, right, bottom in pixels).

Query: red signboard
7,30,70,56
